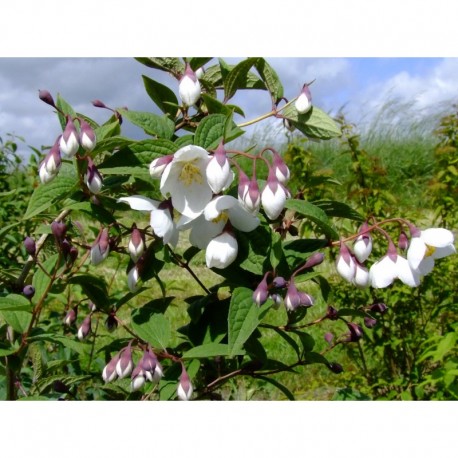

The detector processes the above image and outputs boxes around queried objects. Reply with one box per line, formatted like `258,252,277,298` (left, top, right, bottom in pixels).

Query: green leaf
135,57,184,75
0,310,31,334
312,200,364,222
182,343,245,359
189,57,213,71
0,294,32,312
68,275,109,310
254,58,284,102
56,94,77,130
117,109,175,140
93,119,121,145
32,254,59,300
98,166,150,179
269,231,283,270
201,93,245,117
282,104,341,140
131,309,171,350
194,114,227,150
174,135,194,148
228,287,261,357
237,226,272,275
24,167,76,219
284,199,339,240
224,57,260,102
255,375,295,400
204,61,266,91
283,238,328,271
142,75,179,119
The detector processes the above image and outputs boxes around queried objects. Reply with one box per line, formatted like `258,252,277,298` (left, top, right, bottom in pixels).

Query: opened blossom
160,145,212,219
407,227,456,276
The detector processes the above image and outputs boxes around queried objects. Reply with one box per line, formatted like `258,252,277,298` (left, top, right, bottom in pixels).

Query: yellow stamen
424,244,436,258
179,161,203,186
212,212,229,225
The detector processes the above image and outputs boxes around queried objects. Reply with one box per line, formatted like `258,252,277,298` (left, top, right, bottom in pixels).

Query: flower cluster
336,221,456,289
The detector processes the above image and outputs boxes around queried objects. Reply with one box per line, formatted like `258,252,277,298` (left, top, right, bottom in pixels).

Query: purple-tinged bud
206,142,233,194
116,344,133,379
336,241,356,283
105,313,118,332
270,293,282,309
68,246,78,264
284,281,302,311
370,302,388,314
23,285,35,299
77,314,92,341
253,272,270,306
79,119,97,152
324,332,334,345
237,170,250,202
242,178,261,214
177,365,193,401
128,225,145,262
353,261,370,288
149,154,174,179
51,221,67,242
353,222,373,263
261,169,289,220
60,116,80,158
24,237,36,256
364,316,377,329
64,307,77,326
130,364,146,392
398,231,409,251
179,63,201,107
272,150,290,184
92,99,107,108
326,305,339,320
102,354,119,383
298,292,314,307
295,83,312,114
272,276,287,288
88,302,97,313
127,265,141,293
38,89,56,108
39,141,62,184
84,157,103,194
326,362,344,374
91,228,110,265
61,238,72,257
141,347,158,380
303,252,325,269
347,322,364,342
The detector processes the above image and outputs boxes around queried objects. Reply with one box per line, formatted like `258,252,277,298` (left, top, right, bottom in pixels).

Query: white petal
204,195,237,221
336,255,356,283
261,186,286,220
407,237,426,271
173,145,209,163
396,256,421,287
206,157,232,194
353,238,372,263
206,233,238,269
295,93,312,114
417,256,435,276
431,244,456,260
150,209,174,239
228,204,260,232
179,76,201,106
421,228,454,248
118,196,159,212
189,215,224,249
369,256,397,288
353,264,370,288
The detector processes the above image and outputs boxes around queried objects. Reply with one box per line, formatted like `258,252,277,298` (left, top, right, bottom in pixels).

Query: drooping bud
303,252,325,269
116,344,134,379
241,177,261,214
92,99,107,108
205,232,238,269
347,322,364,342
326,362,344,374
177,364,193,401
272,276,287,288
59,116,80,158
39,140,62,184
295,83,312,114
149,155,174,179
284,280,302,312
102,354,120,383
77,314,92,341
261,169,289,220
128,225,145,262
370,302,388,314
91,228,110,265
79,119,97,152
179,63,201,107
364,316,377,328
252,272,270,306
84,157,103,194
353,222,373,263
326,305,339,320
88,301,97,313
105,313,118,332
398,231,409,251
353,262,370,288
63,307,77,326
237,169,250,202
38,89,56,108
127,264,141,293
271,150,290,184
270,293,282,309
23,285,35,299
206,142,233,194
130,364,146,392
324,332,334,345
51,221,67,242
24,237,36,256
335,241,356,283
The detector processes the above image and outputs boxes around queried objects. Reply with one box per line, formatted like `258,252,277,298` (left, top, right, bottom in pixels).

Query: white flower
353,223,373,263
179,63,201,107
149,155,173,179
336,242,356,283
295,84,312,114
118,196,178,247
79,119,96,152
206,143,234,194
261,170,289,220
407,227,456,276
39,141,61,184
60,116,80,157
353,263,370,288
272,151,290,184
84,157,103,194
131,373,146,392
206,232,238,269
238,171,261,214
160,145,212,219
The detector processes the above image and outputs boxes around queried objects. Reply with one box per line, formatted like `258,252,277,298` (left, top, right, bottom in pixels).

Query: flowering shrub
0,57,455,400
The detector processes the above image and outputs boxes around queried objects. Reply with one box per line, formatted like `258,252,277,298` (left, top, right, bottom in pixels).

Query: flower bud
102,354,119,383
177,365,193,401
241,178,261,214
398,231,409,251
284,281,302,311
130,364,146,392
84,157,103,194
60,116,80,158
272,276,287,288
205,232,238,269
370,302,388,314
127,265,141,293
116,344,133,379
79,119,96,152
252,272,270,306
206,142,233,194
353,222,373,263
261,169,289,220
105,313,118,332
91,228,110,265
347,322,364,342
326,362,344,374
77,314,92,341
303,252,325,269
63,307,77,326
38,89,56,107
149,155,174,179
326,305,339,320
24,237,36,256
364,316,377,329
23,285,35,299
272,150,290,184
39,141,62,184
128,225,145,262
324,332,334,345
295,84,312,114
92,99,107,108
336,241,356,283
270,293,282,309
179,63,201,106
51,221,67,242
353,262,370,288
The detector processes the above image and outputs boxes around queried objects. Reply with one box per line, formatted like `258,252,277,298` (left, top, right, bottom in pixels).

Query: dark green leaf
182,343,244,359
201,93,245,117
194,114,226,150
189,57,213,71
68,275,109,310
255,375,295,400
254,58,284,102
312,200,364,222
174,135,194,148
224,57,260,102
117,109,175,140
135,57,184,75
131,310,171,349
142,75,179,119
0,294,32,312
32,254,59,300
56,94,77,130
0,310,31,334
